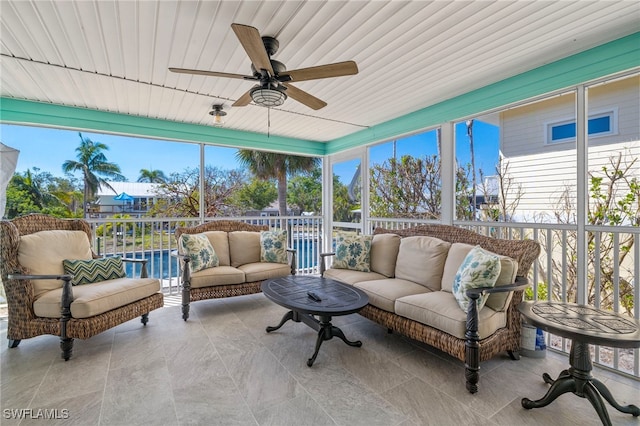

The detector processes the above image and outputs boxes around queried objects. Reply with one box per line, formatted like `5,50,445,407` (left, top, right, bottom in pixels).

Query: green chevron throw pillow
63,256,126,286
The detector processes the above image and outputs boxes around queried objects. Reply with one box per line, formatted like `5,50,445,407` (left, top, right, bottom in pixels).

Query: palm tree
138,168,167,183
235,150,320,216
62,133,124,217
14,169,48,209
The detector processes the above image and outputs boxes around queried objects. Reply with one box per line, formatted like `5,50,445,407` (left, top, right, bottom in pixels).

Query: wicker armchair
0,214,164,360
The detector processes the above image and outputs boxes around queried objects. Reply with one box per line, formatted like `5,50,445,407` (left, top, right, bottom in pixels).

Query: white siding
500,76,640,222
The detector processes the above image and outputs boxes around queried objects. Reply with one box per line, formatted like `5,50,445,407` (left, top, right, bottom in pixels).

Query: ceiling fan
169,23,358,110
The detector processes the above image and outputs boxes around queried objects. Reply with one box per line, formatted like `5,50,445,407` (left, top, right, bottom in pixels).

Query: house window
546,110,616,144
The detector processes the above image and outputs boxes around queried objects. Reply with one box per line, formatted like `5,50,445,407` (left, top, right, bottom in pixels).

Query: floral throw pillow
453,246,502,312
260,230,288,264
180,233,219,272
333,234,372,272
63,256,126,286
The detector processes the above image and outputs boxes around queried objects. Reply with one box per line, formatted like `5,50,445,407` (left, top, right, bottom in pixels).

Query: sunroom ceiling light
209,104,227,127
250,86,287,107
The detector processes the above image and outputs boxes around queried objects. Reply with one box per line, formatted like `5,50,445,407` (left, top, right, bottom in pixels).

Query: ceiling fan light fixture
209,104,227,127
250,86,287,107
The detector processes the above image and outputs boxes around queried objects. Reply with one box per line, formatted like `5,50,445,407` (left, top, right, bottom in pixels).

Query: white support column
576,86,588,305
199,143,205,224
322,156,333,253
440,122,455,225
361,147,370,234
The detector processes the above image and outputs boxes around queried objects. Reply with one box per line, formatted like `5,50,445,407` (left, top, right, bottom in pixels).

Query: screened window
546,110,616,144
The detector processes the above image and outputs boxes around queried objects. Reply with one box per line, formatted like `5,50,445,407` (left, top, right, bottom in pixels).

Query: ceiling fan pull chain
268,107,271,138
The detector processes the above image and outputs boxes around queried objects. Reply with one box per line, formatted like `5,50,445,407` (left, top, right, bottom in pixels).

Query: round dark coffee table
261,275,369,366
519,301,640,426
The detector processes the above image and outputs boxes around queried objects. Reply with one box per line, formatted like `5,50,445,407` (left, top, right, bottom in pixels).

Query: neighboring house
92,181,165,217
499,76,639,222
245,200,300,217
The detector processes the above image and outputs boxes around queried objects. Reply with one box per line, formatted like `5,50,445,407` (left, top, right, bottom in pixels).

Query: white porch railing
86,215,638,381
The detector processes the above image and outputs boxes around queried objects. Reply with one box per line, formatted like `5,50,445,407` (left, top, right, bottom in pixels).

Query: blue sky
2,121,498,184
332,121,499,183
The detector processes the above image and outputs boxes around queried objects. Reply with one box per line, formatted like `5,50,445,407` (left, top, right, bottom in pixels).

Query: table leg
522,340,638,426
543,369,570,385
266,310,294,332
331,325,362,347
307,328,326,367
583,381,613,426
591,378,640,416
521,374,576,409
306,316,363,367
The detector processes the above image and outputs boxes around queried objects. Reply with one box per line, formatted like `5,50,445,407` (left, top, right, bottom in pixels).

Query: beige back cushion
441,243,518,311
204,231,230,266
18,230,93,299
394,236,451,291
370,233,401,277
441,243,475,292
228,231,261,267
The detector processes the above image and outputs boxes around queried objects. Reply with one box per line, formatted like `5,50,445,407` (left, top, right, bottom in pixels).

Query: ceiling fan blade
283,61,358,82
283,83,327,110
169,67,252,80
231,23,274,75
232,89,253,107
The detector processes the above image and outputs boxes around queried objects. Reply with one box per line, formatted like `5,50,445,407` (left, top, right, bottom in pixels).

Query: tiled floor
1,293,639,425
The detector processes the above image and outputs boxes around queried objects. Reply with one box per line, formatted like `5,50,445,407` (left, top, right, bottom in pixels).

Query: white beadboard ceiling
1,0,638,143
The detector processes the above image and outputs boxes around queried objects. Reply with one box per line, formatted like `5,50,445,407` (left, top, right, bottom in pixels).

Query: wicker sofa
174,220,296,321
0,214,164,360
320,224,541,394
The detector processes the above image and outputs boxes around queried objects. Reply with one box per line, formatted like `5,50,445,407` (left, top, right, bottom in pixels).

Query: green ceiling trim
326,32,640,154
0,98,326,156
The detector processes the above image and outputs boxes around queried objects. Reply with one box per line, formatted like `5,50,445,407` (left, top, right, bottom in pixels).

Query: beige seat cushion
394,236,451,291
228,231,261,267
355,278,430,312
203,231,231,266
189,266,245,288
323,268,386,285
238,262,291,282
395,291,507,340
370,234,401,277
33,277,160,319
18,230,93,299
441,243,519,311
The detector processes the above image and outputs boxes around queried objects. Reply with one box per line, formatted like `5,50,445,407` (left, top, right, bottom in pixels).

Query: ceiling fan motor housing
261,36,279,56
251,60,287,80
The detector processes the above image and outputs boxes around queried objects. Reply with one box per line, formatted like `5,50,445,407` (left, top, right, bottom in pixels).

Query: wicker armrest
319,252,336,276
173,251,191,287
8,273,72,281
286,248,297,275
464,276,530,362
120,257,149,278
465,278,530,298
8,273,74,314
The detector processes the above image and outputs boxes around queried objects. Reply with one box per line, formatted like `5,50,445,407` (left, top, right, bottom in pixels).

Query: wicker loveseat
174,220,296,321
320,224,541,394
0,214,164,360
